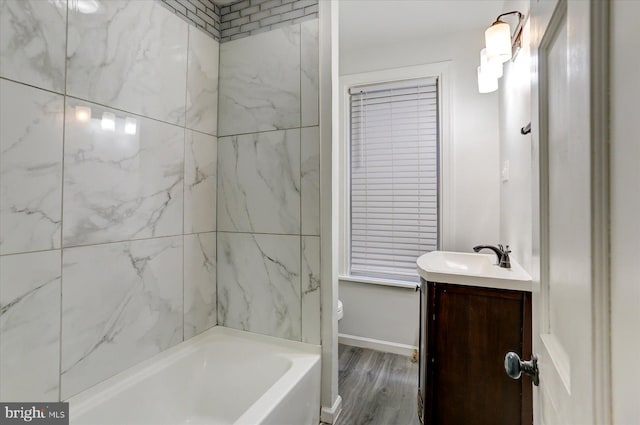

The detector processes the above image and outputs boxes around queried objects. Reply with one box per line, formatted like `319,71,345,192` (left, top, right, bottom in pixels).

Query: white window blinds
349,77,439,282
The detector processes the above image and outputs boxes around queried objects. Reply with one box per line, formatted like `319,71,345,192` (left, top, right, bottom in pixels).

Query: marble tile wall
0,0,67,93
0,0,219,401
217,18,320,344
0,251,61,401
218,129,301,234
65,1,189,126
218,25,301,135
61,237,184,399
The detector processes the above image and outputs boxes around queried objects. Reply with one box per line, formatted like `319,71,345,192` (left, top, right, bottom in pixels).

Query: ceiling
339,0,505,52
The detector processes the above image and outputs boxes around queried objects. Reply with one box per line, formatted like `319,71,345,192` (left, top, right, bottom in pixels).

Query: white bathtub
67,327,321,425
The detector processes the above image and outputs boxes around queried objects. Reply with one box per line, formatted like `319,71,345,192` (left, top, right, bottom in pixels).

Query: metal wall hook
521,122,531,135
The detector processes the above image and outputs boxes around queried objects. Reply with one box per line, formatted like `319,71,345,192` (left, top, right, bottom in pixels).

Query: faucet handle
499,245,512,269
497,244,511,254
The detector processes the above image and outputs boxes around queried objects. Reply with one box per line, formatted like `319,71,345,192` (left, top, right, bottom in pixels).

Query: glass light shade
480,48,504,79
477,66,498,93
485,20,512,63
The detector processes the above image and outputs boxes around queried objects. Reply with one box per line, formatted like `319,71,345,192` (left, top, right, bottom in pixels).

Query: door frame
530,0,611,423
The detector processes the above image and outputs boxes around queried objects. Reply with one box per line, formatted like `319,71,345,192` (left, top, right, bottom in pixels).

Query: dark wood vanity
417,279,533,425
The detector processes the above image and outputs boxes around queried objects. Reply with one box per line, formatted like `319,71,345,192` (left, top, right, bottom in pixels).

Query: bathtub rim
67,326,321,422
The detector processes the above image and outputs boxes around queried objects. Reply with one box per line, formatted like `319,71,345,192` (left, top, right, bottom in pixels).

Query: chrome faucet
473,244,512,269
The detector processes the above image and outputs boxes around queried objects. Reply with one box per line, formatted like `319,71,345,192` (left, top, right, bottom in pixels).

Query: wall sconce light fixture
477,66,498,94
481,48,503,79
478,10,525,93
486,11,525,62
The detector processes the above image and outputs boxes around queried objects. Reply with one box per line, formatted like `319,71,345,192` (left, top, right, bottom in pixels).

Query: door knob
504,352,540,386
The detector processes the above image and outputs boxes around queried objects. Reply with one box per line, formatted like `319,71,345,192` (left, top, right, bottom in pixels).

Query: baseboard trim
320,395,342,424
338,333,418,357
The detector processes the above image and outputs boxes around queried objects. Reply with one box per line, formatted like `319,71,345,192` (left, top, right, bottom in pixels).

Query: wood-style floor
334,344,422,425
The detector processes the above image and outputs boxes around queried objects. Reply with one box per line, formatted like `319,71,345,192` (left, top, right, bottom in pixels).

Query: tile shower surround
0,0,218,401
0,0,319,403
216,20,320,344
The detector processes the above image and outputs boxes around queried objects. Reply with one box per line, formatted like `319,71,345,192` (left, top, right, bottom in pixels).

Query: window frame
338,62,453,288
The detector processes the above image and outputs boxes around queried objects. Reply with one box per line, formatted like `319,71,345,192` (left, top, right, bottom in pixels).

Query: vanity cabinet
417,279,532,425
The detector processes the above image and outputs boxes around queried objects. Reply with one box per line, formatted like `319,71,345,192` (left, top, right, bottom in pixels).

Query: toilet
337,299,344,321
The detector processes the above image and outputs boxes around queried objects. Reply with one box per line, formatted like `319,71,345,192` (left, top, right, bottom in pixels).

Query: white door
530,0,610,424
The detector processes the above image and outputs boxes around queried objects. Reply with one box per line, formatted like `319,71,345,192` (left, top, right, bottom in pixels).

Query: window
348,77,440,283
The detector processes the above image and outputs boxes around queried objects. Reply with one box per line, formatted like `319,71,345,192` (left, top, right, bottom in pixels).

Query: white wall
338,29,501,348
338,281,420,349
610,1,640,423
498,18,532,272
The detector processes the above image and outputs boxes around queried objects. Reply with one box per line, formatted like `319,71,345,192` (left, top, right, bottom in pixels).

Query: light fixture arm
495,10,523,23
492,11,525,61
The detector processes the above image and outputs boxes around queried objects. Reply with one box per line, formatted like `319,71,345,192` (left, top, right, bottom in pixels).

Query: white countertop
416,251,533,292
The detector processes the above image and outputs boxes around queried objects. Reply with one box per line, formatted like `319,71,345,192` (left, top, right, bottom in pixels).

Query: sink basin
416,251,532,291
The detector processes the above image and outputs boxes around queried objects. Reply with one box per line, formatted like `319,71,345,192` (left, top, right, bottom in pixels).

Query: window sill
338,274,419,290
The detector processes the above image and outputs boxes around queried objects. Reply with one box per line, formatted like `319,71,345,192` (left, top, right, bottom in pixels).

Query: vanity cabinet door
418,281,532,425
